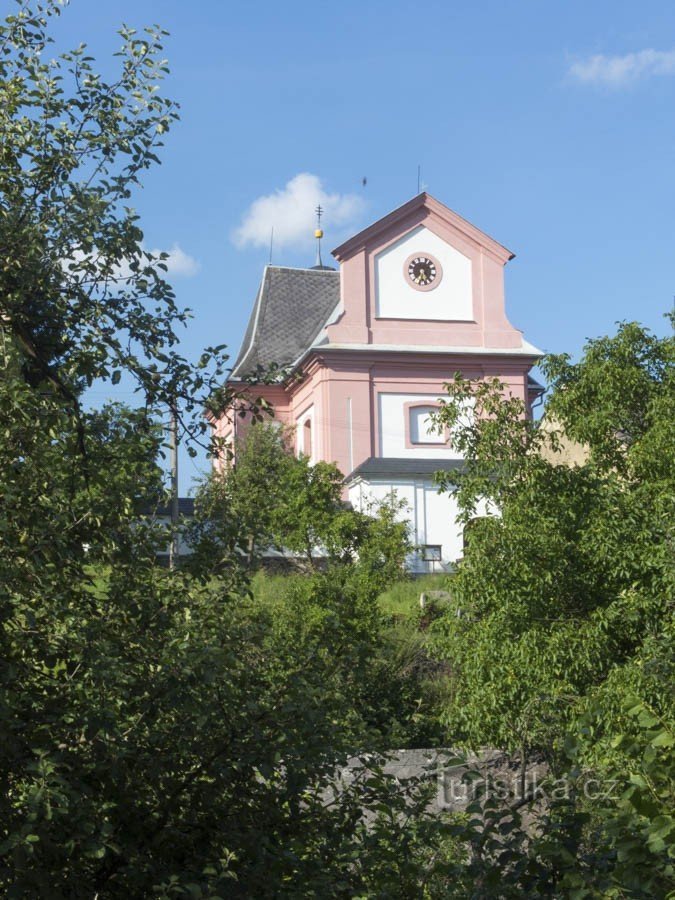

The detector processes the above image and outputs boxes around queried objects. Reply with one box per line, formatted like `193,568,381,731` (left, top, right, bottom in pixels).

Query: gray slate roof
347,458,465,481
231,266,340,378
527,374,545,394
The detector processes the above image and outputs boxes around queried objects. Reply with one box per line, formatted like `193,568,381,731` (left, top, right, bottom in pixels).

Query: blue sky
47,0,674,487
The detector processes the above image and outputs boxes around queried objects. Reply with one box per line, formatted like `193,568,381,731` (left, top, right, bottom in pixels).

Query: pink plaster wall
215,355,532,479
212,194,538,483
326,193,522,350
309,351,532,477
214,385,292,470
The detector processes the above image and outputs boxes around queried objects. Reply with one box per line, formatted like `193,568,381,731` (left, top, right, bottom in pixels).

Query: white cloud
63,242,200,281
148,242,200,277
569,48,675,87
232,173,365,251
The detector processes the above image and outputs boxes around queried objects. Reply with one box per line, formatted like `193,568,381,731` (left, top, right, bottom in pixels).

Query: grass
251,569,307,603
250,570,453,621
377,574,453,620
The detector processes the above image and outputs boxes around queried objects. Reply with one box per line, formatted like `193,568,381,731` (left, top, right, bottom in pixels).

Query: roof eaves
286,339,543,384
312,341,544,358
527,374,546,395
346,457,466,482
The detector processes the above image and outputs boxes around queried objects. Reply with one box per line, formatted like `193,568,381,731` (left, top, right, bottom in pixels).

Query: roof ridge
267,264,339,274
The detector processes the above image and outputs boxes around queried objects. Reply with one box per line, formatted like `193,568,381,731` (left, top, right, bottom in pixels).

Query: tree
191,422,412,581
0,0,234,454
428,318,674,895
188,423,291,573
0,6,447,895
270,453,350,567
0,377,446,896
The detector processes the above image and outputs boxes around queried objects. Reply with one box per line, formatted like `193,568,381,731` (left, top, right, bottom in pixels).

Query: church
212,193,542,571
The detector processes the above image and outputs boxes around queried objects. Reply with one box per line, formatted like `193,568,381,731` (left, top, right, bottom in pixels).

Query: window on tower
408,404,445,445
303,418,312,457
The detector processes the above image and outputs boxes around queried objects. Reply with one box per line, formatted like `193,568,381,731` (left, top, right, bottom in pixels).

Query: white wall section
348,477,463,570
348,477,495,570
378,393,458,459
375,225,473,321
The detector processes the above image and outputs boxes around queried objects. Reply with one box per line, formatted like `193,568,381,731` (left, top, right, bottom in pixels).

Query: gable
332,192,513,264
326,192,526,351
374,224,473,321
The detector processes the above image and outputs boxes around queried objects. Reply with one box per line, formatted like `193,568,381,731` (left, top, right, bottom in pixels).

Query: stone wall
340,748,548,816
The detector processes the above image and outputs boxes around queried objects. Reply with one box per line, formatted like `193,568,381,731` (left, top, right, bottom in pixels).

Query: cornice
332,192,514,264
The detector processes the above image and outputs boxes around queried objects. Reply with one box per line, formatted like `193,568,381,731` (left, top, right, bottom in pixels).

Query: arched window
407,404,445,446
303,418,312,457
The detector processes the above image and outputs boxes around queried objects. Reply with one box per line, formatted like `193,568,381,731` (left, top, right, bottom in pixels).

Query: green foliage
0,370,442,894
3,2,672,895
187,423,290,575
250,570,445,750
0,0,233,451
428,318,674,894
544,319,673,475
1,540,445,895
432,682,675,897
430,321,673,751
190,423,412,587
349,492,415,595
269,453,351,565
0,4,440,895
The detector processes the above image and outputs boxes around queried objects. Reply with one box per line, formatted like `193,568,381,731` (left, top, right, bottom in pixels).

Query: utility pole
168,399,179,570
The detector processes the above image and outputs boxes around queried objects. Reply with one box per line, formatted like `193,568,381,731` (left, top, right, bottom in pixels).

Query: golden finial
314,204,324,267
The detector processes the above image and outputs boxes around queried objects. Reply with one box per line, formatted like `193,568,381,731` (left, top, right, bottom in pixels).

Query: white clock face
404,253,443,291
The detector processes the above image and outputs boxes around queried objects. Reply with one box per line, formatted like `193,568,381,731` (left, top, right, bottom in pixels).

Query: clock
403,252,443,291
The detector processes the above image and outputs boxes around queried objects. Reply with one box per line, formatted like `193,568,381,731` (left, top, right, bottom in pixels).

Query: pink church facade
212,193,542,570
